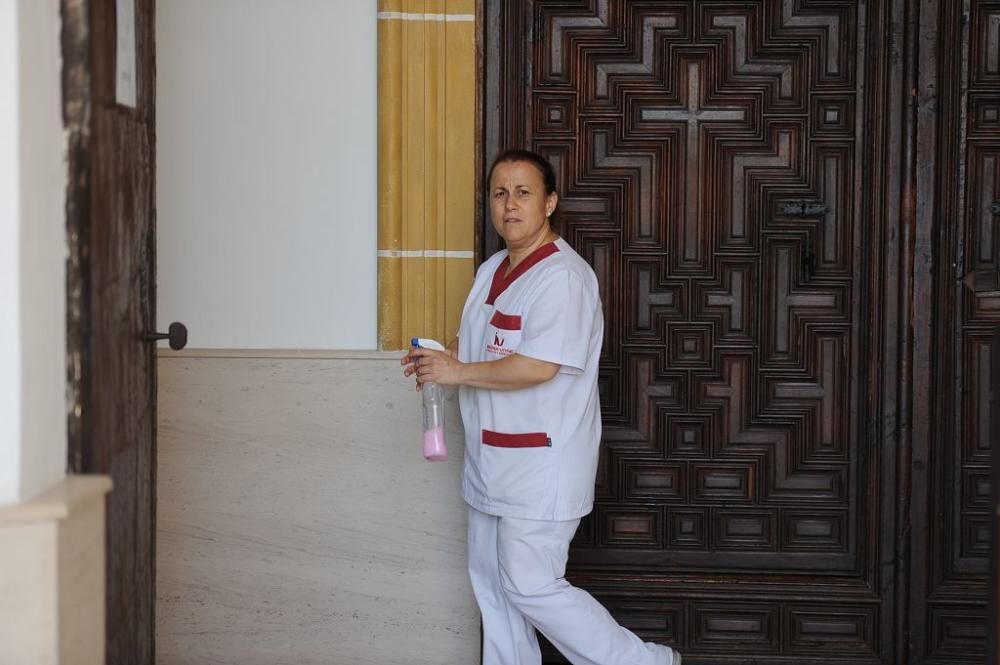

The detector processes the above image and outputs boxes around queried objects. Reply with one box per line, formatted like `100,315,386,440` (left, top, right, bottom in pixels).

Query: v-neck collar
486,241,560,305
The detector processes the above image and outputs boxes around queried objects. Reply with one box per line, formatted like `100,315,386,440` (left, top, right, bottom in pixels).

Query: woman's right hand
407,347,465,387
400,347,421,390
402,341,459,390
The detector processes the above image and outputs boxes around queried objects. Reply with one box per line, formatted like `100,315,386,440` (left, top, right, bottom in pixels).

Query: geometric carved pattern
812,95,855,135
778,0,844,78
552,0,856,647
711,15,794,104
786,607,876,656
698,261,753,343
691,604,779,653
928,608,988,660
713,510,776,550
642,61,748,268
487,0,946,661
669,509,708,549
782,511,847,551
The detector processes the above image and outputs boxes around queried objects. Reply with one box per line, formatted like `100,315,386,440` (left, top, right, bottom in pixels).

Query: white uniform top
458,237,604,521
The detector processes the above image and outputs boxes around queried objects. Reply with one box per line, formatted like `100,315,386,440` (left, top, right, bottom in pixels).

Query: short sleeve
516,270,599,374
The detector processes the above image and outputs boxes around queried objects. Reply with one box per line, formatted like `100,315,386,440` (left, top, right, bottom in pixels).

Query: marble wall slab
157,352,479,665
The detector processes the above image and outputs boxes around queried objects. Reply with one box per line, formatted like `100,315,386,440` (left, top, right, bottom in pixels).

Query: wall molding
159,349,402,361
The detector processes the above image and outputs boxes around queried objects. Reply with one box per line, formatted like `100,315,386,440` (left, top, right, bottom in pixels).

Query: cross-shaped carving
606,355,679,449
593,132,656,239
702,356,841,497
704,357,782,447
774,246,837,355
642,61,746,267
637,267,674,330
773,336,839,451
706,267,748,335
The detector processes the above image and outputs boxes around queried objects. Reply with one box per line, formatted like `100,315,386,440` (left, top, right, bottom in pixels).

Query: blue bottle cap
411,337,419,347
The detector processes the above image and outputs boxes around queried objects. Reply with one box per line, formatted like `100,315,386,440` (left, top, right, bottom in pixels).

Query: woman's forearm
458,353,559,390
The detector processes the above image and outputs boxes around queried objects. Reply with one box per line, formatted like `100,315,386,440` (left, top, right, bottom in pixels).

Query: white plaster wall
156,0,378,350
0,0,22,505
16,0,67,502
0,0,67,506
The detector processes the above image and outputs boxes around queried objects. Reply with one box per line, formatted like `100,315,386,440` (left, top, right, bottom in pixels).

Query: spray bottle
411,338,448,462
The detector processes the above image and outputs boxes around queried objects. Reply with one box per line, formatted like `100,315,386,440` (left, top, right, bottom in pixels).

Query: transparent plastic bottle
412,338,448,462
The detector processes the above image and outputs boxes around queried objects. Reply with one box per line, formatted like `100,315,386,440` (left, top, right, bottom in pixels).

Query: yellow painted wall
378,1,477,350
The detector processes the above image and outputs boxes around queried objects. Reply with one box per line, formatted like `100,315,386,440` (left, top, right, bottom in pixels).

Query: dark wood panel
908,1,995,663
64,1,157,663
481,0,947,662
992,327,1000,665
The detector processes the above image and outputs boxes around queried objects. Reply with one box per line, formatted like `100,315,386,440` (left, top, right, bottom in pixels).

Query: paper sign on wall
115,0,137,107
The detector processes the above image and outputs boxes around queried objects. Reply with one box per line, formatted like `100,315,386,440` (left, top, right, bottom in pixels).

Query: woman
402,150,681,665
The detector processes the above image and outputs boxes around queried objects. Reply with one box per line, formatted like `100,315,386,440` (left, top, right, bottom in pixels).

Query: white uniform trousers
467,507,680,665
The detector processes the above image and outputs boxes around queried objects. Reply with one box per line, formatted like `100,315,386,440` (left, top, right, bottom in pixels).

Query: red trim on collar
486,242,560,305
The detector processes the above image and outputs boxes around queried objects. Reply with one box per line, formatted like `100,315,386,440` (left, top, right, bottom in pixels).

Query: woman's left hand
402,347,464,387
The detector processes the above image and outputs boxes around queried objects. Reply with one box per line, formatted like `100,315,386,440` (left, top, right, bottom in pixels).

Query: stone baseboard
0,475,112,665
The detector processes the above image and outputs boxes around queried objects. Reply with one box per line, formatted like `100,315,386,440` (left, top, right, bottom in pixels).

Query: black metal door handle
144,322,188,350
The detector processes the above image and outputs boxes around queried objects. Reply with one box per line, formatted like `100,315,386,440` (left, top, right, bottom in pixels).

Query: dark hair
487,149,558,195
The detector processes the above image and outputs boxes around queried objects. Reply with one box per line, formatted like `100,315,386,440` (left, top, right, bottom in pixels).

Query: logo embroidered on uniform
487,329,514,356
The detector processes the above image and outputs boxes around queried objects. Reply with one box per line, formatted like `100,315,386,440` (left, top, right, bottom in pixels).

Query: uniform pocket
482,429,551,448
485,310,522,359
479,429,554,506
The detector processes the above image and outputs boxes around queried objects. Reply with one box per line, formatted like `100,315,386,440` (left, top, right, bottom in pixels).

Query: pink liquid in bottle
423,426,448,461
412,338,449,462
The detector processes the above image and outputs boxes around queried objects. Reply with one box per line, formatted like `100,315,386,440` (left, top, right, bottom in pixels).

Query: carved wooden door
907,2,998,663
484,1,928,662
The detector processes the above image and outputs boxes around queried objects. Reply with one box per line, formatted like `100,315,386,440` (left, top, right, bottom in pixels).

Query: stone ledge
159,348,398,360
0,475,112,524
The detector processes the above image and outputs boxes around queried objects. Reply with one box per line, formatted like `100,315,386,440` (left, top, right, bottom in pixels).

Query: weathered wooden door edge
61,1,158,663
63,0,93,475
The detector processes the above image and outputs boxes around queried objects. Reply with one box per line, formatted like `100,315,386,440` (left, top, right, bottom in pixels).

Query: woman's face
489,160,558,250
